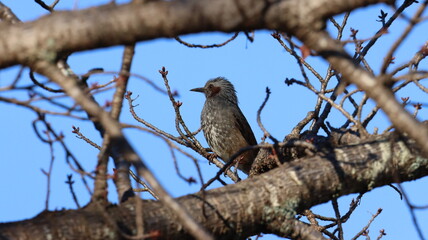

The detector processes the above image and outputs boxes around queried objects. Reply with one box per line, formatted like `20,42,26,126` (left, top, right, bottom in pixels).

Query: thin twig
0,95,87,120
317,92,368,137
40,127,55,210
30,70,64,93
286,111,316,140
175,32,239,48
273,32,323,81
354,0,417,63
129,169,159,200
125,91,187,145
122,123,205,187
34,0,60,12
65,174,81,208
72,126,101,149
331,199,344,240
256,87,282,166
395,183,427,240
33,113,94,195
257,87,278,143
351,208,383,240
380,2,427,73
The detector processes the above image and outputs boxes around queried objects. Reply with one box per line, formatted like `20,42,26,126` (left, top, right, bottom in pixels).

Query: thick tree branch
0,0,389,69
1,133,426,239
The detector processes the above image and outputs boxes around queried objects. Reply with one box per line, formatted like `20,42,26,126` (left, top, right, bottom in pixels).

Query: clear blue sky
0,1,427,239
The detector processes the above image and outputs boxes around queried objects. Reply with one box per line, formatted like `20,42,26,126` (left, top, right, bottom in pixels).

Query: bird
191,77,258,174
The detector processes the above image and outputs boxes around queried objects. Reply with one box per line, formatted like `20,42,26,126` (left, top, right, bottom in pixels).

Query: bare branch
175,32,239,48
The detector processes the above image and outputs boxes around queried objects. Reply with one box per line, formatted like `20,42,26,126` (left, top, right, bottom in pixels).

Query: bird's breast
200,101,249,161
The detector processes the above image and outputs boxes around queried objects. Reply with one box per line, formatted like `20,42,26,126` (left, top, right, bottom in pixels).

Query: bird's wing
233,108,257,146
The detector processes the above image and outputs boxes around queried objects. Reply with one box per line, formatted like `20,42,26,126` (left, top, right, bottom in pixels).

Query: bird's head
191,77,238,104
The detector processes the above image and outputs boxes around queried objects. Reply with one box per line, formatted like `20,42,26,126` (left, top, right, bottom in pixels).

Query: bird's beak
190,87,204,93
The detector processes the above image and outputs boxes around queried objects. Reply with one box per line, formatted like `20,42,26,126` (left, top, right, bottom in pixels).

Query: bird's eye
208,84,213,89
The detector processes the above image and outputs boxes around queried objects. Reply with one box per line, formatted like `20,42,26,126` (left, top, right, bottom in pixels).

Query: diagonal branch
31,60,214,240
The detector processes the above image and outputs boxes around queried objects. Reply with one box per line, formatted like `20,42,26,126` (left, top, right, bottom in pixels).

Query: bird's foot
207,153,218,162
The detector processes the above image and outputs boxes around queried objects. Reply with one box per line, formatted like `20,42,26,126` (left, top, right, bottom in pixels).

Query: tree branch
0,0,389,69
1,132,426,239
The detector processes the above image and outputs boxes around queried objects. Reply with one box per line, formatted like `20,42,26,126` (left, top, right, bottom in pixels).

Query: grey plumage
191,77,257,174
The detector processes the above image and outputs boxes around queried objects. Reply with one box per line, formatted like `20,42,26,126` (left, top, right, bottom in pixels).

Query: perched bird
191,77,258,174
